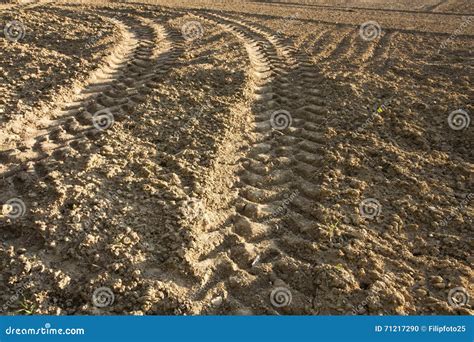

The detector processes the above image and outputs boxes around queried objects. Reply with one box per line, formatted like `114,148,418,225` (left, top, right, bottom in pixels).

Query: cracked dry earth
0,0,473,315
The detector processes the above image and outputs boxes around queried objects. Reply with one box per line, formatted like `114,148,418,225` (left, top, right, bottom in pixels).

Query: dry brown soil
0,0,472,315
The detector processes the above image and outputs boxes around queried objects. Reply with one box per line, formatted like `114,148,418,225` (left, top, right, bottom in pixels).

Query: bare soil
0,0,472,315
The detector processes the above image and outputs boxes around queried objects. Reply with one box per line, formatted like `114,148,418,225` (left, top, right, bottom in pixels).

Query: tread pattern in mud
0,13,184,182
188,11,335,314
1,2,472,316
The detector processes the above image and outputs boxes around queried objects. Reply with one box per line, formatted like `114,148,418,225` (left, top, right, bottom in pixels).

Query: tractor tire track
0,13,184,198
185,11,331,314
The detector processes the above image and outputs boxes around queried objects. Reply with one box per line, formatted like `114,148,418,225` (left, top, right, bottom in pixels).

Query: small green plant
327,220,339,242
16,297,37,315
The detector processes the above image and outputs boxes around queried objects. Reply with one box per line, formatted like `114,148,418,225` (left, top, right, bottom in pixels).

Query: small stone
211,296,223,306
102,145,114,154
415,288,427,296
23,261,32,273
251,255,260,267
429,275,444,284
228,276,240,288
